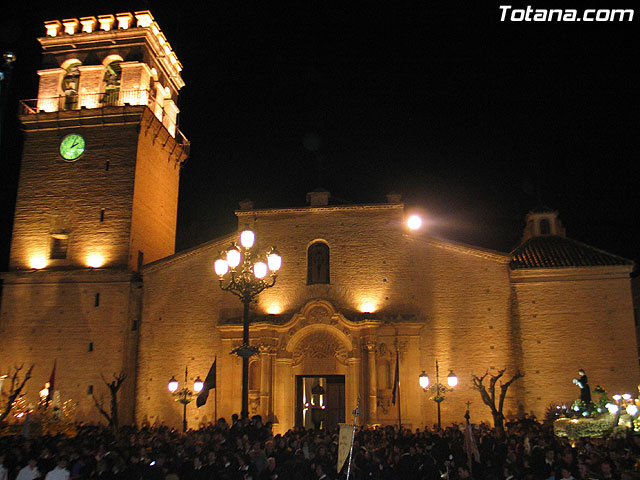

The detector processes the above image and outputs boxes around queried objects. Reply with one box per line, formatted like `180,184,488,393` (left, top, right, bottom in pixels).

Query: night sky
0,1,638,271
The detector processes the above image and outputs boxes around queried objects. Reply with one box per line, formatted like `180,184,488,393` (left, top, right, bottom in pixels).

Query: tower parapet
22,11,185,140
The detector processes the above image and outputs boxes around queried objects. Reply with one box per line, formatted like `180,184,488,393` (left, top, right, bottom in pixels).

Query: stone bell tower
0,11,188,424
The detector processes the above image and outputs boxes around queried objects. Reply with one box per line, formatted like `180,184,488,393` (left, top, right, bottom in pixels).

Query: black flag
196,358,216,408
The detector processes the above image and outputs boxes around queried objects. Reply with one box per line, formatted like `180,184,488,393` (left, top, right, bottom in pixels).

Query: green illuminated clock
59,133,85,162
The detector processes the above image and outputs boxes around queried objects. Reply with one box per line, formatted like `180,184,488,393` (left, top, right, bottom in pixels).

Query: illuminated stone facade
0,13,637,432
0,12,187,424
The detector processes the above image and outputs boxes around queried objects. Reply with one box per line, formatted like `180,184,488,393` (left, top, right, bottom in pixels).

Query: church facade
1,12,637,433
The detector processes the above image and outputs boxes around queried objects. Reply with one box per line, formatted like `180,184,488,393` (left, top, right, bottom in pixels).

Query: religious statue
572,369,591,402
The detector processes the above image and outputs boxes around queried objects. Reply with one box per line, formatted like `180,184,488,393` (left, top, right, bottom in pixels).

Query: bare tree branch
95,371,127,432
472,368,523,436
92,394,111,424
498,371,523,415
0,364,34,423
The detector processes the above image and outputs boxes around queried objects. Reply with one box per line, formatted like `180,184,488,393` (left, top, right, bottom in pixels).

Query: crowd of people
1,414,640,480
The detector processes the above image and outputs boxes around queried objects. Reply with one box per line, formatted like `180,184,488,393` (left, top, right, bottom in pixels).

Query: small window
137,251,144,271
88,385,93,395
50,234,69,259
94,293,100,307
105,160,110,171
307,242,330,285
100,209,105,222
132,320,138,331
88,342,94,352
539,218,551,235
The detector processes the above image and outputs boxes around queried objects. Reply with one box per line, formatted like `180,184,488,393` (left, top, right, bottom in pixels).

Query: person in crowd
15,457,40,480
44,458,70,480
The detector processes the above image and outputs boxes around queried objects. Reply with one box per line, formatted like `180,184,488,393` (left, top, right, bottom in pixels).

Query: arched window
61,61,81,110
103,60,122,105
307,242,330,285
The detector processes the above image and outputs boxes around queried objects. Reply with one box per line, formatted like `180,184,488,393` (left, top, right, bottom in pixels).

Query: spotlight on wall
360,302,376,313
30,256,47,270
86,254,105,268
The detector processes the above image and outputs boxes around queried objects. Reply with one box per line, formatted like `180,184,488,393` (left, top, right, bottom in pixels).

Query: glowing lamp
167,376,178,393
419,371,430,390
360,302,376,313
266,304,282,315
447,370,458,387
30,256,47,270
193,377,204,393
254,261,268,279
39,382,50,400
86,255,104,268
407,214,423,230
606,403,619,414
240,230,255,248
266,248,282,271
214,258,229,276
613,394,622,402
626,404,638,416
226,245,241,268
623,393,632,401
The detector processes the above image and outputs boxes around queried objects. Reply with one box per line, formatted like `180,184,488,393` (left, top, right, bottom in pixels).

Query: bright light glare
606,403,619,414
447,371,458,387
226,248,241,268
193,377,204,393
30,256,47,270
214,258,229,276
419,372,430,389
407,215,423,230
254,261,268,279
267,250,282,271
86,255,104,268
240,230,255,248
360,302,376,313
622,393,632,401
266,304,282,315
168,377,178,393
626,404,638,416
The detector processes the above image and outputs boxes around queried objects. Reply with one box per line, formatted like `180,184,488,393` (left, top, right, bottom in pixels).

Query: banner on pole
337,423,356,472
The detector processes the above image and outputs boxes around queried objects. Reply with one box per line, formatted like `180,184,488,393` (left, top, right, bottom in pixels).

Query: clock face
59,133,85,162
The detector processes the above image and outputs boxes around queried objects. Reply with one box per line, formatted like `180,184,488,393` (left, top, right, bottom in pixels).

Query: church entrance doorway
295,375,345,430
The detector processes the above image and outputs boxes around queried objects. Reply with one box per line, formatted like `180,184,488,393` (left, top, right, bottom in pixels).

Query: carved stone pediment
291,331,348,366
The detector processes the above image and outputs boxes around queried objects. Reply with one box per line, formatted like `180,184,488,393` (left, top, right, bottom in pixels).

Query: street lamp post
214,229,282,419
168,366,203,432
419,359,457,430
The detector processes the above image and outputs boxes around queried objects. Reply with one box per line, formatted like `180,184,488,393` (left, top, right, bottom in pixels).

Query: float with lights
552,386,639,441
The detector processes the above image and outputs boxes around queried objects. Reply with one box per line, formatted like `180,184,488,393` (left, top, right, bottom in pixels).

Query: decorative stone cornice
236,203,404,217
40,11,184,91
1,267,139,284
509,265,634,283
